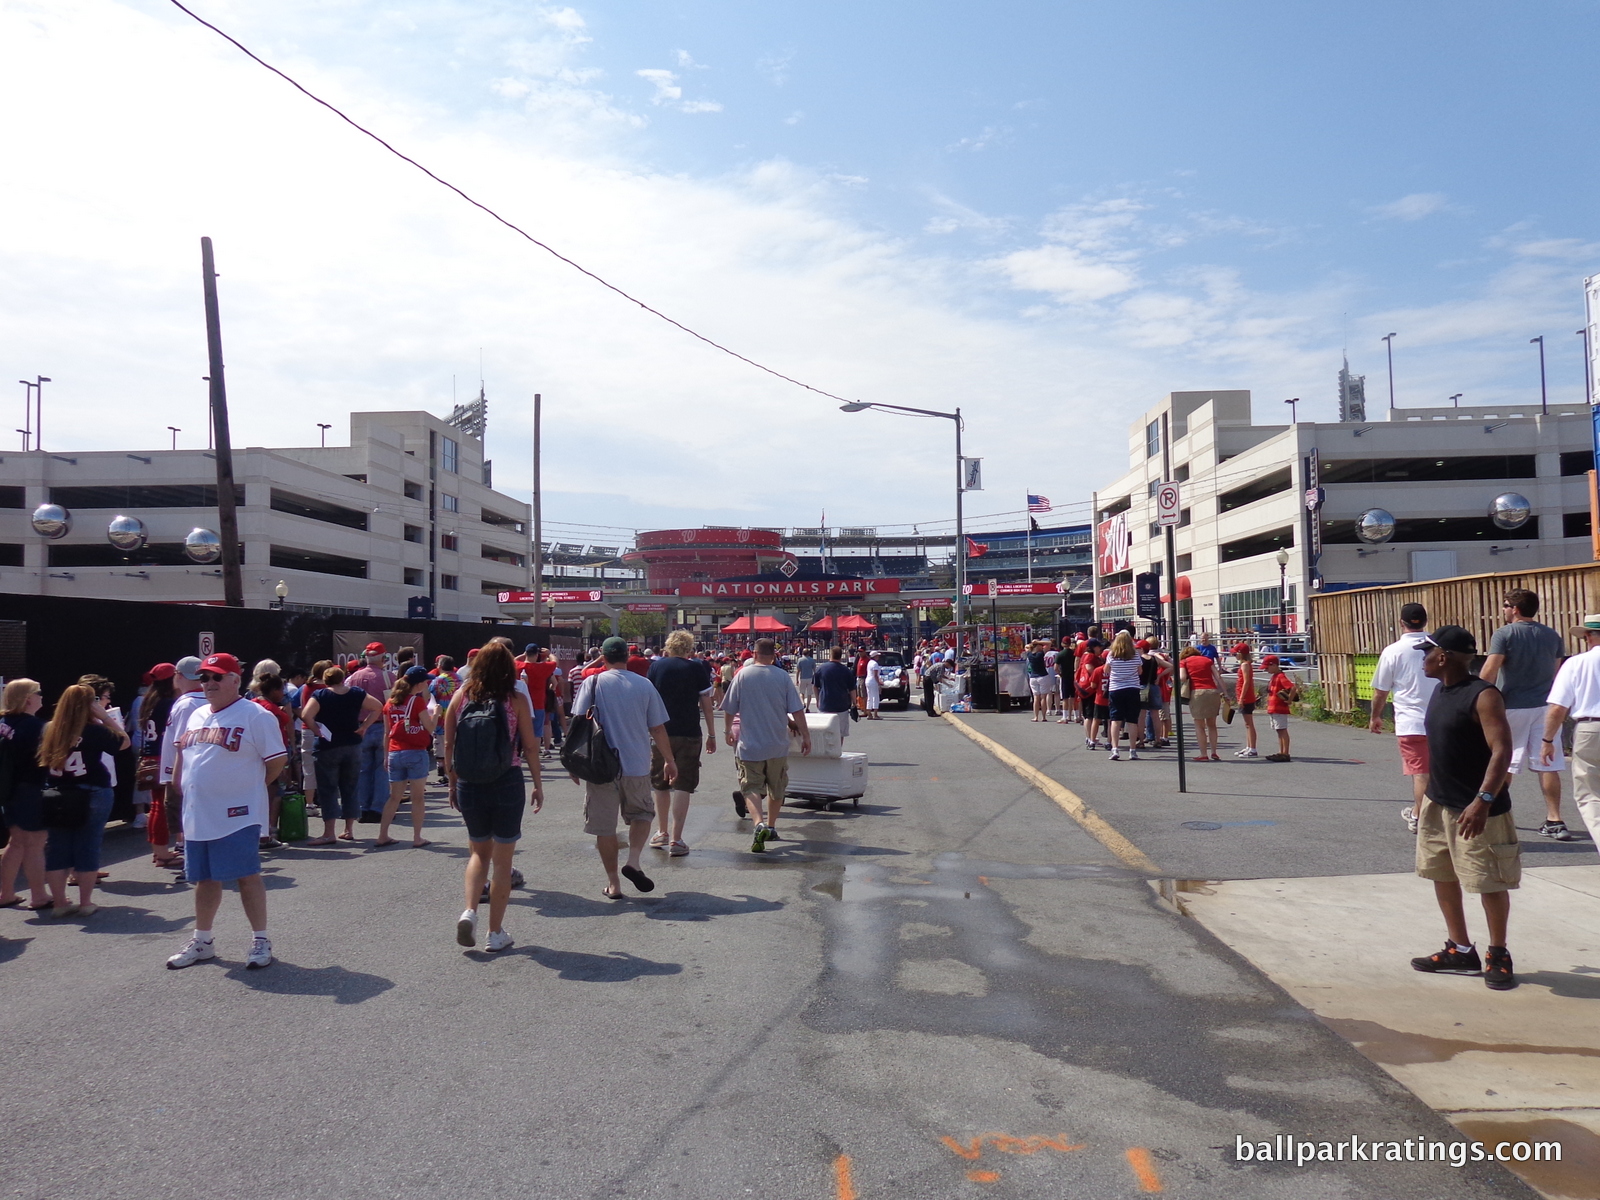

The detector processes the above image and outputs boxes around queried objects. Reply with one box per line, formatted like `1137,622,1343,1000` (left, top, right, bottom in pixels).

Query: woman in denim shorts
377,666,437,847
442,643,543,952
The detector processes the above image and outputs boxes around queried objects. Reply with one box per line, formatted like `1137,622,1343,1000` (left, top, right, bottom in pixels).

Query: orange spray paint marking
978,876,990,886
966,1170,1001,1182
833,1153,858,1200
1125,1147,1164,1193
941,1136,984,1160
941,1134,1085,1159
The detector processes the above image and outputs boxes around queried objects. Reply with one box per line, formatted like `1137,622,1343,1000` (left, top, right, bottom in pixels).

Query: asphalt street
0,711,1543,1200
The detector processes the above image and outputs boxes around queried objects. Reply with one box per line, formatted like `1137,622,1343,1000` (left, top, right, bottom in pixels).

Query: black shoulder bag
561,675,622,784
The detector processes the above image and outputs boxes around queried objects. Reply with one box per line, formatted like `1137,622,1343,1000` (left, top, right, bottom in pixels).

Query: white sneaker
456,909,477,947
1401,806,1418,834
1235,747,1258,758
245,936,273,970
486,929,514,952
668,839,690,856
133,811,149,829
1128,749,1140,760
1108,750,1120,761
166,934,216,970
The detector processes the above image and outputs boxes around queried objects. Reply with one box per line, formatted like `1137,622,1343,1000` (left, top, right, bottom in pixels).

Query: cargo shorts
1414,799,1522,894
736,756,788,802
650,735,703,794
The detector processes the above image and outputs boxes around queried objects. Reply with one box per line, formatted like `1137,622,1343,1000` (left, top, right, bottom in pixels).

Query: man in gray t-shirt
795,652,817,712
1481,587,1574,840
570,637,678,895
722,638,810,852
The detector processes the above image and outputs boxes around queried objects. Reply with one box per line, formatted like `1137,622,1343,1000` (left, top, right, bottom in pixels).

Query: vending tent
808,614,877,632
720,615,792,633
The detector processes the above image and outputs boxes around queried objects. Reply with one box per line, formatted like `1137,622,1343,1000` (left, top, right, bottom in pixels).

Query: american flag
1027,494,1052,513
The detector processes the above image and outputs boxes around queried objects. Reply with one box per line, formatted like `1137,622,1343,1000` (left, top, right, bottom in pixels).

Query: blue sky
2,0,1597,538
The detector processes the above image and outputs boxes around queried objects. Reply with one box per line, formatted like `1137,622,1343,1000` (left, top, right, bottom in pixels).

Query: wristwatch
1475,790,1495,805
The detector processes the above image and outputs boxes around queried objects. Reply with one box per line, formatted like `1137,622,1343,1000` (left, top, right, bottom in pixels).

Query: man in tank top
1409,625,1520,991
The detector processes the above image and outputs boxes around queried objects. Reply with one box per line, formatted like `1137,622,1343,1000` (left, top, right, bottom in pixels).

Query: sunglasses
197,672,226,682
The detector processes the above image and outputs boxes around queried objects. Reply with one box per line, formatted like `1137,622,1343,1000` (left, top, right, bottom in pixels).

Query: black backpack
452,696,513,783
560,675,621,784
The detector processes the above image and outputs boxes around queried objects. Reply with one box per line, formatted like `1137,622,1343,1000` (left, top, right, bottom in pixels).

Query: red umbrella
808,613,877,631
721,615,792,633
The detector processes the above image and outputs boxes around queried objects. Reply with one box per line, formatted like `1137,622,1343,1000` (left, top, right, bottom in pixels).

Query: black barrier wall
0,593,576,704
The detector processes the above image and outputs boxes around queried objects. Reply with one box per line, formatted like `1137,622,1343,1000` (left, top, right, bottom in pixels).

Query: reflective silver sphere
30,503,71,539
1355,508,1396,545
183,527,222,564
107,514,148,552
1489,492,1532,531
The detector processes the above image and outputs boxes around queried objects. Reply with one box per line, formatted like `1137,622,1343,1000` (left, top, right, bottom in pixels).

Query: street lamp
1283,397,1300,423
18,376,48,450
317,422,332,447
839,400,969,653
271,580,288,610
1531,336,1547,415
1381,332,1397,411
1450,393,1463,407
167,426,181,450
1275,547,1290,641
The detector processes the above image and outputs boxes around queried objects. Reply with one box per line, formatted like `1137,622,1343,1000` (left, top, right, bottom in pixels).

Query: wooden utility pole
201,237,244,607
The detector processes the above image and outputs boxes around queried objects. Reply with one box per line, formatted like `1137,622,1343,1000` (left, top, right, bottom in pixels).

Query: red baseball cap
146,662,176,683
365,641,386,654
1261,654,1281,667
200,652,243,676
466,647,479,658
1233,642,1252,656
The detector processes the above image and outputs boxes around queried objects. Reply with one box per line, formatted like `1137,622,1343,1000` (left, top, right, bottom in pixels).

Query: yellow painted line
941,712,1159,873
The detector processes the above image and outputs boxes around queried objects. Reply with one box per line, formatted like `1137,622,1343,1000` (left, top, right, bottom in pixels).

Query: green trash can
278,792,308,842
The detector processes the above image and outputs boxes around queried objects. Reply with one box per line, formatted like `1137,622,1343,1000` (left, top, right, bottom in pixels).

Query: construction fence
1309,563,1600,712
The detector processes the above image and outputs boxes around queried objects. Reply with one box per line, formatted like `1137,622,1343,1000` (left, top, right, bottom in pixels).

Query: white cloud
757,50,794,86
636,67,721,113
1369,192,1450,221
0,1,1590,532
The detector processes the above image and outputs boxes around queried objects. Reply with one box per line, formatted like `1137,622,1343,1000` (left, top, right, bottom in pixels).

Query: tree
619,610,666,644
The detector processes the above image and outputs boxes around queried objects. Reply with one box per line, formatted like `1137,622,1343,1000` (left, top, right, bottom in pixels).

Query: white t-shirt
1371,630,1438,737
1547,644,1600,719
175,697,287,843
159,691,207,783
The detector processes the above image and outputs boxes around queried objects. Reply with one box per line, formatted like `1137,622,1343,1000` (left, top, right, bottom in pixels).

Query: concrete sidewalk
1181,866,1600,1200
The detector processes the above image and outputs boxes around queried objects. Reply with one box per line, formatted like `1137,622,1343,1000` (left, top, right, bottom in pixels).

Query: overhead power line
166,0,855,406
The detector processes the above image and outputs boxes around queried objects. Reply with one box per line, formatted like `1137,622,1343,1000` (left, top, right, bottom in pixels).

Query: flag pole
1026,492,1033,583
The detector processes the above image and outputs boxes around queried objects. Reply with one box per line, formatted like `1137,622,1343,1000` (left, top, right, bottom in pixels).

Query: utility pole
532,392,543,633
1531,336,1547,415
200,237,244,608
1381,332,1397,411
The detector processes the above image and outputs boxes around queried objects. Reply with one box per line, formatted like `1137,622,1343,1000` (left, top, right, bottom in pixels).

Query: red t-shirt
520,660,558,709
1235,664,1257,705
1182,655,1218,691
1087,665,1108,705
385,693,432,751
253,697,291,750
626,655,651,677
1266,671,1295,714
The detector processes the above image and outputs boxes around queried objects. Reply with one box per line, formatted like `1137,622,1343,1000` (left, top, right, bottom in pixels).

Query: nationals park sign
681,579,900,598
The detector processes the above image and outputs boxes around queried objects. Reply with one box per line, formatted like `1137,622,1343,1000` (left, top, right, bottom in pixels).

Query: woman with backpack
442,641,543,952
38,683,130,917
377,666,436,848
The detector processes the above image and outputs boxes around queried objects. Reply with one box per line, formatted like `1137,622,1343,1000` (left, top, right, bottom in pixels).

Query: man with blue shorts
166,653,287,970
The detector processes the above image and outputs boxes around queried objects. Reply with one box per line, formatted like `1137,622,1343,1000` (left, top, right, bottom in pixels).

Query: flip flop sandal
410,840,431,848
602,887,625,900
0,897,22,908
27,901,54,911
619,865,655,893
337,833,355,841
306,837,337,846
372,839,399,847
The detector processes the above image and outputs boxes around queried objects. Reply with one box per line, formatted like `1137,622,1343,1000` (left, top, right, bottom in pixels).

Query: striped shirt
1105,656,1143,692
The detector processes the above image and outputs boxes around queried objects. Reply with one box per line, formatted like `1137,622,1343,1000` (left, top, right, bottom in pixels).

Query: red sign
624,603,669,612
1097,583,1135,610
497,589,604,604
1096,514,1131,575
964,581,1067,596
681,579,901,598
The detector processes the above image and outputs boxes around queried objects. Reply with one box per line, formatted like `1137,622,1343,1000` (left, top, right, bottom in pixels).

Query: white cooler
785,751,868,806
787,711,850,759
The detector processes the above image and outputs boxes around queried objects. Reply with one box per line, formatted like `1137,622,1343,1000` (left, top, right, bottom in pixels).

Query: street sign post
1156,480,1181,527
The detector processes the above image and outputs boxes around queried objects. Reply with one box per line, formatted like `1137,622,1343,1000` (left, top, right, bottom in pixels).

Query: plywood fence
1310,563,1600,712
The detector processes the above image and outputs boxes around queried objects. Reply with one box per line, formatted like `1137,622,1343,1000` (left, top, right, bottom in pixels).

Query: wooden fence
1310,563,1600,711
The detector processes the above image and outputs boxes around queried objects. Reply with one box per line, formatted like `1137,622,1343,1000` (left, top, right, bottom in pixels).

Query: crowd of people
0,632,869,966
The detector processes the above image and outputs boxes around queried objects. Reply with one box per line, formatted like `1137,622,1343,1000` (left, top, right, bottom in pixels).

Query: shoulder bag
561,676,621,784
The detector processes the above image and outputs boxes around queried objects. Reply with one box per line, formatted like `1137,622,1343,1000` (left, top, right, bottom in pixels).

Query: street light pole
1284,397,1299,423
1450,393,1463,408
167,426,180,450
317,422,331,447
839,400,967,656
1531,336,1547,415
1381,332,1397,411
1581,328,1594,406
532,392,543,633
1276,547,1290,639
